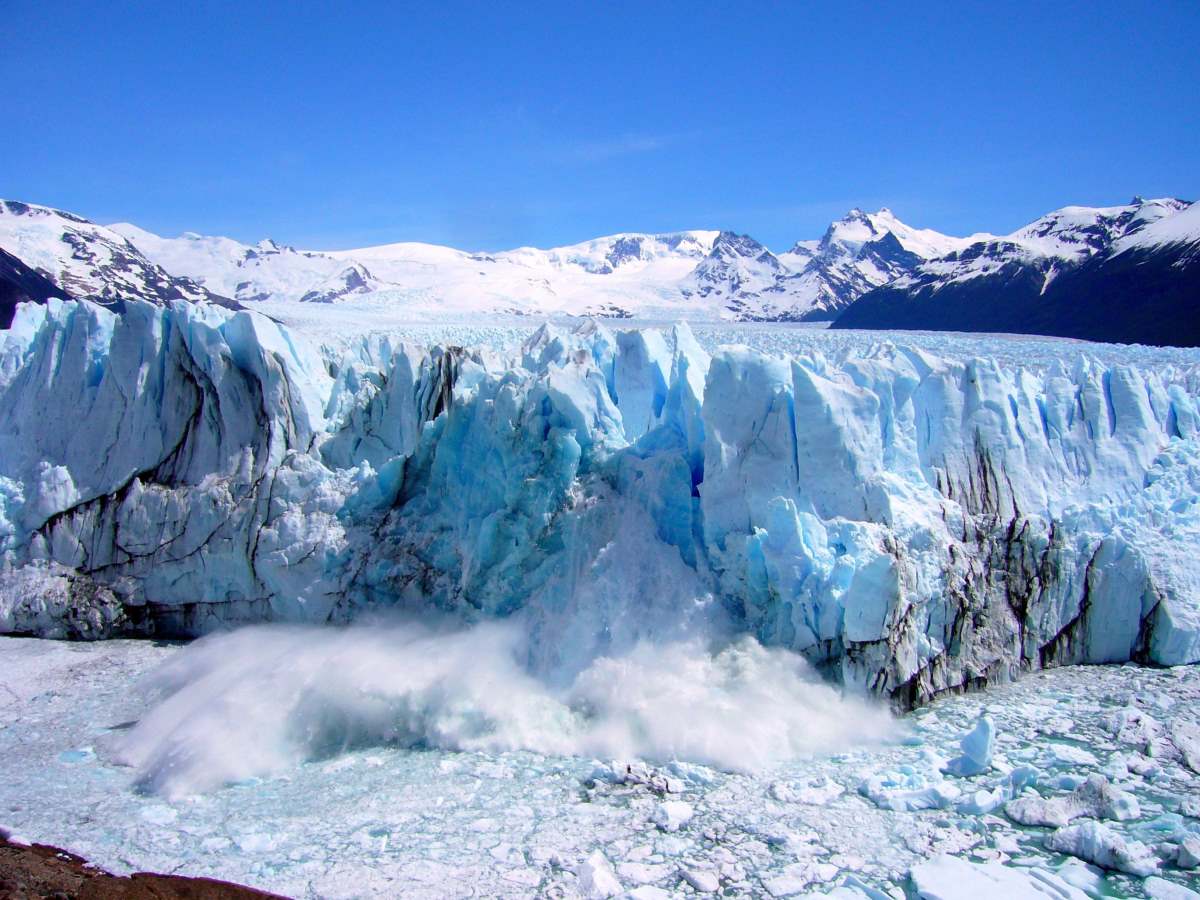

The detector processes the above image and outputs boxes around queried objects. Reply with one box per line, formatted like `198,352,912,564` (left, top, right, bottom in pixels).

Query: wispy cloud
555,133,676,164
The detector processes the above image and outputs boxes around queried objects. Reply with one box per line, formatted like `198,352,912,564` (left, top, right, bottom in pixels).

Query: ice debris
680,867,720,892
651,800,693,832
1043,819,1158,876
858,766,960,812
1171,720,1200,773
575,850,622,899
1145,877,1200,900
909,855,1090,899
1005,774,1140,827
1178,835,1200,868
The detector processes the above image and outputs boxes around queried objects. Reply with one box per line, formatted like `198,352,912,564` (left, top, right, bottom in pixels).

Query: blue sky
3,1,1197,251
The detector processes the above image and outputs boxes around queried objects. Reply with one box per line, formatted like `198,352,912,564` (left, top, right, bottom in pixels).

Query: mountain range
834,198,1200,346
0,195,1196,344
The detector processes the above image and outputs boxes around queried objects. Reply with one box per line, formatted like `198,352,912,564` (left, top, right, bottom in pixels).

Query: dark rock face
299,263,375,303
0,249,65,328
833,242,1200,347
834,199,1200,347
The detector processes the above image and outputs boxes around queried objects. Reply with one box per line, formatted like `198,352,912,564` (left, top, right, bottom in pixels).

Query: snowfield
0,635,1197,899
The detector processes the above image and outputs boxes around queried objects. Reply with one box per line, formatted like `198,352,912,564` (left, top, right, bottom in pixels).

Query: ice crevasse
0,298,1198,704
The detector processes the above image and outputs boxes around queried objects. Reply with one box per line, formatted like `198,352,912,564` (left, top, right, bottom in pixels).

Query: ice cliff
1,299,1198,704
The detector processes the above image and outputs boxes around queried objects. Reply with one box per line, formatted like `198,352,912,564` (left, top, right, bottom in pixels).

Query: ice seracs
1,303,1198,710
942,715,995,777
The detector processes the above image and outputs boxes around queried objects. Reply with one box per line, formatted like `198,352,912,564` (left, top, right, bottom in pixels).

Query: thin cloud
556,133,675,164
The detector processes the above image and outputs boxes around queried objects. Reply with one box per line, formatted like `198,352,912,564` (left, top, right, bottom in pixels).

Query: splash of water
113,620,894,798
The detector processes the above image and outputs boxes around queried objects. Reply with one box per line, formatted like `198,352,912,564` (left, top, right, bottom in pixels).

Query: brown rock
0,836,288,899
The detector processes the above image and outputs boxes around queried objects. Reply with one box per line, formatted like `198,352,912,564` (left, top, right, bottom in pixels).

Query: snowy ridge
6,196,1195,331
833,198,1200,346
1,300,1198,704
109,207,979,321
0,202,233,312
888,197,1192,291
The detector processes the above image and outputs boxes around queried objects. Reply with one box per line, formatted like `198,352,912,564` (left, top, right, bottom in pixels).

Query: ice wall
1,299,1197,703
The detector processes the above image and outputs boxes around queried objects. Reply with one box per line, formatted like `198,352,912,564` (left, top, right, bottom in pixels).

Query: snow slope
0,202,233,312
111,209,974,321
2,301,1198,704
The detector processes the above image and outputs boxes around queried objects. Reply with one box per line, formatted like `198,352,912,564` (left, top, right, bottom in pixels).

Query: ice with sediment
2,299,1199,709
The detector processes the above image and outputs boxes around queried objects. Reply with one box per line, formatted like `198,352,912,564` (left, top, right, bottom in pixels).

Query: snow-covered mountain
106,209,973,321
835,197,1199,345
0,201,236,316
4,196,1196,338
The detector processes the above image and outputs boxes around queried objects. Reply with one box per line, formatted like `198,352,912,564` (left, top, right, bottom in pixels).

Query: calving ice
1,300,1197,706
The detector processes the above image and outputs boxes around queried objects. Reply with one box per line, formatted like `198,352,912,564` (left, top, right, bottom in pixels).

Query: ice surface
909,855,1091,899
1,638,1198,899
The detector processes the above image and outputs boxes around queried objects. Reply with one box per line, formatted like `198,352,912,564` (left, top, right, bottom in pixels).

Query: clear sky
3,1,1197,252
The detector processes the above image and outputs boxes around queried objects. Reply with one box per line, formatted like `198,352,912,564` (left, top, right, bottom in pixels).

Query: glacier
1,297,1199,705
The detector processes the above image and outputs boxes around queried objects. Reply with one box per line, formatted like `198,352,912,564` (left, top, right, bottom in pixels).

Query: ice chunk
859,767,960,812
1109,705,1163,746
1005,774,1140,827
1171,720,1200,773
575,850,622,899
909,855,1090,899
943,715,995,776
763,860,839,896
651,800,693,832
1145,877,1200,900
772,775,846,805
680,867,720,892
627,888,672,900
1048,744,1099,767
957,786,1006,816
1176,836,1200,869
1043,820,1158,876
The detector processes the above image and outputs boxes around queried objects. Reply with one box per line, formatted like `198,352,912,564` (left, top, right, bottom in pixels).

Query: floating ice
943,715,995,777
1005,774,1140,827
651,800,694,832
909,855,1091,899
1178,836,1200,869
858,766,960,812
575,850,622,899
1145,877,1200,900
1043,819,1159,876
